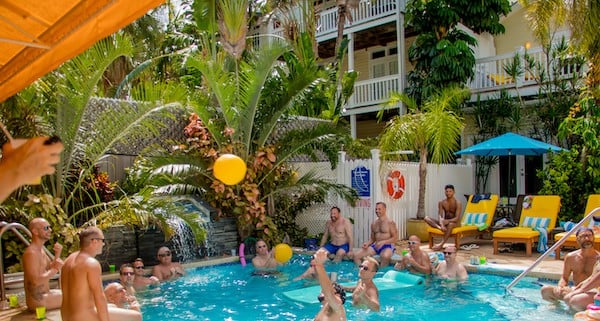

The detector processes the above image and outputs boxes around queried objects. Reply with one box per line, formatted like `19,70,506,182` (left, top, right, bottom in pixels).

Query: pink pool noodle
239,243,246,266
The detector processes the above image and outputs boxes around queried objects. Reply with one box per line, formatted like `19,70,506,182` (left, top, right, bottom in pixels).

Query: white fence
294,150,474,247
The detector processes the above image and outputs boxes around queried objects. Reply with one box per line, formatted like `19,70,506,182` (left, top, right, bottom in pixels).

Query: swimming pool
138,255,573,321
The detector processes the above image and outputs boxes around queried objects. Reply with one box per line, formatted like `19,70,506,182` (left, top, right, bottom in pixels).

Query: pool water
139,255,573,321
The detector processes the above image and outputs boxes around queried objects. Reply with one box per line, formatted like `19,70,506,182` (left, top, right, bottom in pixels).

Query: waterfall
166,215,198,263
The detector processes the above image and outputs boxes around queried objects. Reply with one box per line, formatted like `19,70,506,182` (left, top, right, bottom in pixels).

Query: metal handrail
505,207,600,293
0,221,54,307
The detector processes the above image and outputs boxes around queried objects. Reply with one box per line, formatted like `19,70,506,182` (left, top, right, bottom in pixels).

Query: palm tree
379,86,469,219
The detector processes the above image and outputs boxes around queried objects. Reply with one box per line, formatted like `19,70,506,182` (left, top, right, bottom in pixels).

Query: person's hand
1,137,63,186
314,248,328,265
53,242,63,257
394,262,403,270
51,258,64,271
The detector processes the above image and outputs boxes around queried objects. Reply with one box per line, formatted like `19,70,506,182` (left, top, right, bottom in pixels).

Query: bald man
23,217,63,311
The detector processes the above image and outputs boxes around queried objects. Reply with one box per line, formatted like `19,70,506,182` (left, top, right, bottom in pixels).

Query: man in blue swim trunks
320,206,354,262
353,202,398,267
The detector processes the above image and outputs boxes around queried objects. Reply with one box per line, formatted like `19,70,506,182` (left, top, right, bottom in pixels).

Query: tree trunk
335,3,347,56
416,148,428,219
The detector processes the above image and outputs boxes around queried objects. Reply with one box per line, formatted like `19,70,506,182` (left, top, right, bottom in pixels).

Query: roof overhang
0,0,165,103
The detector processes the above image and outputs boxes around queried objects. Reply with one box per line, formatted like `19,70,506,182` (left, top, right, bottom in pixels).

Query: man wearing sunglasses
152,247,185,281
23,217,64,311
132,258,159,290
61,226,109,321
313,249,347,320
343,256,380,311
434,245,468,281
394,235,432,275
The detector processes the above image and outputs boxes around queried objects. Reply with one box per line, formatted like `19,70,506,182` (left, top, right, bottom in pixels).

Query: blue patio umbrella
455,132,564,197
455,132,564,157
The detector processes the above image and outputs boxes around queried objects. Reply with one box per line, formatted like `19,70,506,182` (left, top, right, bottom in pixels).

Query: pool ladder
0,221,54,309
505,207,600,293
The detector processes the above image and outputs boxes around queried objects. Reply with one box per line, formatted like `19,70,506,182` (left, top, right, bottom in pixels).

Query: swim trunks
370,243,395,255
323,243,350,254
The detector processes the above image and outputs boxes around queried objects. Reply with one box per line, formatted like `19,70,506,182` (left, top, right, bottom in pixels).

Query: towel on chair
535,227,548,253
470,193,492,204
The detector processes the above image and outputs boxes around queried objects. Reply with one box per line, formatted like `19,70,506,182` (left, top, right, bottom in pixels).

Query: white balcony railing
470,46,584,94
348,75,401,110
316,0,399,38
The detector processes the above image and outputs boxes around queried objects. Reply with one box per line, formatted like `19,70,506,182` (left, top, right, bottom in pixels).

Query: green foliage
379,86,468,218
405,0,511,102
538,149,589,222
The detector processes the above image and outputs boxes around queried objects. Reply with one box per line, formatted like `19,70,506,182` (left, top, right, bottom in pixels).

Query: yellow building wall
494,6,539,55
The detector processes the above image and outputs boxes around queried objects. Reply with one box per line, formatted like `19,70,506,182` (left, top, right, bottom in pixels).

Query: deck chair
553,194,600,259
428,194,499,249
493,195,561,256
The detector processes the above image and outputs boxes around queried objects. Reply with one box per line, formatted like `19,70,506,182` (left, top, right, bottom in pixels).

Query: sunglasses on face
359,264,369,271
158,252,171,257
42,225,51,231
92,238,105,243
257,245,267,249
134,266,145,269
578,234,593,239
444,251,455,255
121,272,134,276
407,241,418,245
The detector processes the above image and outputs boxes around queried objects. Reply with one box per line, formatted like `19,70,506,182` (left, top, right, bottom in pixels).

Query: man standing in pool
425,184,462,251
320,206,354,262
394,235,432,275
434,245,468,281
313,249,347,320
343,256,380,311
152,246,185,281
132,258,160,290
353,202,398,267
252,239,281,271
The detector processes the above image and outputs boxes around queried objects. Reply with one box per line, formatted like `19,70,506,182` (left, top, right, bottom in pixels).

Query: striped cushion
462,213,488,226
522,216,550,228
589,218,600,227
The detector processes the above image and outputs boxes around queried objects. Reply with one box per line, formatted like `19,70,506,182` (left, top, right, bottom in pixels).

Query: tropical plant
379,86,469,219
405,0,512,103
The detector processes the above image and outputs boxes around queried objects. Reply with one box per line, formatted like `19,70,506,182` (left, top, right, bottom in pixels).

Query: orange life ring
386,170,405,199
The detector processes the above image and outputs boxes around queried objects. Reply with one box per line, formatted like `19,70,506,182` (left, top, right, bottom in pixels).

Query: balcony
316,0,401,41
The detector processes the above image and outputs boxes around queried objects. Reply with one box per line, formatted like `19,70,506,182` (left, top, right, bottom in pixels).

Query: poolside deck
0,240,567,321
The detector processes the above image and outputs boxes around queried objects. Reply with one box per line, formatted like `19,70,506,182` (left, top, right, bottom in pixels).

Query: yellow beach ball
274,243,293,263
213,154,247,185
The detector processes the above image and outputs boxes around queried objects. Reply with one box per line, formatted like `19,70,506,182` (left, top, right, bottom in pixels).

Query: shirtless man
353,202,398,267
104,282,141,313
344,256,380,311
61,226,109,321
394,235,432,275
251,239,280,271
320,206,354,262
132,258,159,290
313,249,346,321
541,228,599,303
119,264,140,302
152,246,185,281
434,245,468,281
425,184,462,250
23,218,63,311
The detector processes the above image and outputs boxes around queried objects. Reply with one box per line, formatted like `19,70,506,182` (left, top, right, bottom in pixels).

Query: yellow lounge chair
553,194,600,259
428,194,499,249
493,195,561,256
